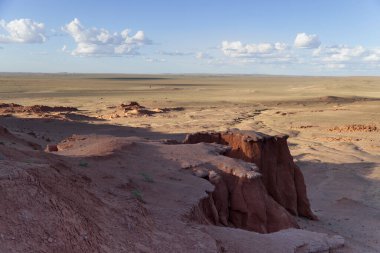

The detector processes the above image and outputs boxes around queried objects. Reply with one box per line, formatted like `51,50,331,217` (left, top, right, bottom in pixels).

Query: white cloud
219,35,380,72
363,49,380,62
314,45,367,62
222,41,269,57
0,19,46,43
309,45,380,72
62,18,150,56
294,33,321,49
364,54,380,62
160,50,193,56
220,40,296,66
221,41,288,58
274,42,289,51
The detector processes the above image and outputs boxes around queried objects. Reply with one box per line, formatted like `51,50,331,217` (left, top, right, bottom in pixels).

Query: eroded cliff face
0,125,343,252
184,130,317,231
193,168,299,233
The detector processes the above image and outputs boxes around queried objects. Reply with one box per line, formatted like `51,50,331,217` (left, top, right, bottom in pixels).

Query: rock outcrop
45,144,58,152
194,164,299,233
0,103,78,114
184,130,317,220
105,101,184,118
0,125,343,252
328,124,378,133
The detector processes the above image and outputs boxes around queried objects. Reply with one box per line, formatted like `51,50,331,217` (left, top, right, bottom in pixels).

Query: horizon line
1,72,380,78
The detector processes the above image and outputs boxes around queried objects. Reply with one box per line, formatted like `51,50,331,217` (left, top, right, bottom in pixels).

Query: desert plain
0,74,379,253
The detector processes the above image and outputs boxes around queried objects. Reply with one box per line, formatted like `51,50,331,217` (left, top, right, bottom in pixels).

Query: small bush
140,172,154,183
79,161,89,167
131,189,144,202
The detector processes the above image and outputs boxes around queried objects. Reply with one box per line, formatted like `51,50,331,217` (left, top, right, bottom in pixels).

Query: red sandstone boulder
194,161,299,233
184,130,317,220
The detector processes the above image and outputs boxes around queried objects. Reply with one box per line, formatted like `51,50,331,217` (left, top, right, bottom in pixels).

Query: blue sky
1,0,380,75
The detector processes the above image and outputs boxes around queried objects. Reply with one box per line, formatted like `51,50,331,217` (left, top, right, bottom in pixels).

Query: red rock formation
196,168,299,233
106,102,185,118
0,103,77,114
184,130,317,220
328,124,378,133
25,105,78,113
45,144,58,152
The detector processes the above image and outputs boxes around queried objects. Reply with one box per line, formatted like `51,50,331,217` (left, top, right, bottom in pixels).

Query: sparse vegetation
140,172,154,183
79,161,89,167
131,189,144,202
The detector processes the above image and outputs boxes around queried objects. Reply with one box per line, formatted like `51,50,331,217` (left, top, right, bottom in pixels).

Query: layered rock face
0,124,344,252
195,167,299,233
184,130,317,224
0,103,78,114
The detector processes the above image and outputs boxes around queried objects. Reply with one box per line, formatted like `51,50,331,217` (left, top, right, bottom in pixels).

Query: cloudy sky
1,0,380,75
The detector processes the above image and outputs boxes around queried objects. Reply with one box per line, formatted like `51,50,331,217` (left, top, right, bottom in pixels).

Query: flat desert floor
0,74,379,252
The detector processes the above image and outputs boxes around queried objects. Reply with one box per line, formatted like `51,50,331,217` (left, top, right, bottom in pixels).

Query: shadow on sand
0,115,187,143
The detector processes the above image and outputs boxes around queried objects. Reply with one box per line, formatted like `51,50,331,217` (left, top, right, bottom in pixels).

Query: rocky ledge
184,130,317,233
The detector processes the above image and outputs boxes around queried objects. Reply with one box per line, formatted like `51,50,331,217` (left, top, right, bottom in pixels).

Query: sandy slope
0,127,344,252
0,74,379,252
248,99,380,253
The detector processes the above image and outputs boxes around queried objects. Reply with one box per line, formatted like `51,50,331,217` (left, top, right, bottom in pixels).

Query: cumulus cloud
220,41,295,65
313,45,367,62
217,33,380,72
221,41,289,58
274,42,289,51
309,44,380,72
0,19,46,43
222,41,269,57
62,18,150,56
219,35,380,72
363,49,380,62
294,33,321,49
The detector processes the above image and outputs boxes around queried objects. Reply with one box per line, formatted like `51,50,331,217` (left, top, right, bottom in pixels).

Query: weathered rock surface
206,226,344,253
105,101,185,118
0,102,78,114
0,125,342,252
184,130,317,220
45,144,58,152
328,124,378,132
194,166,299,233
